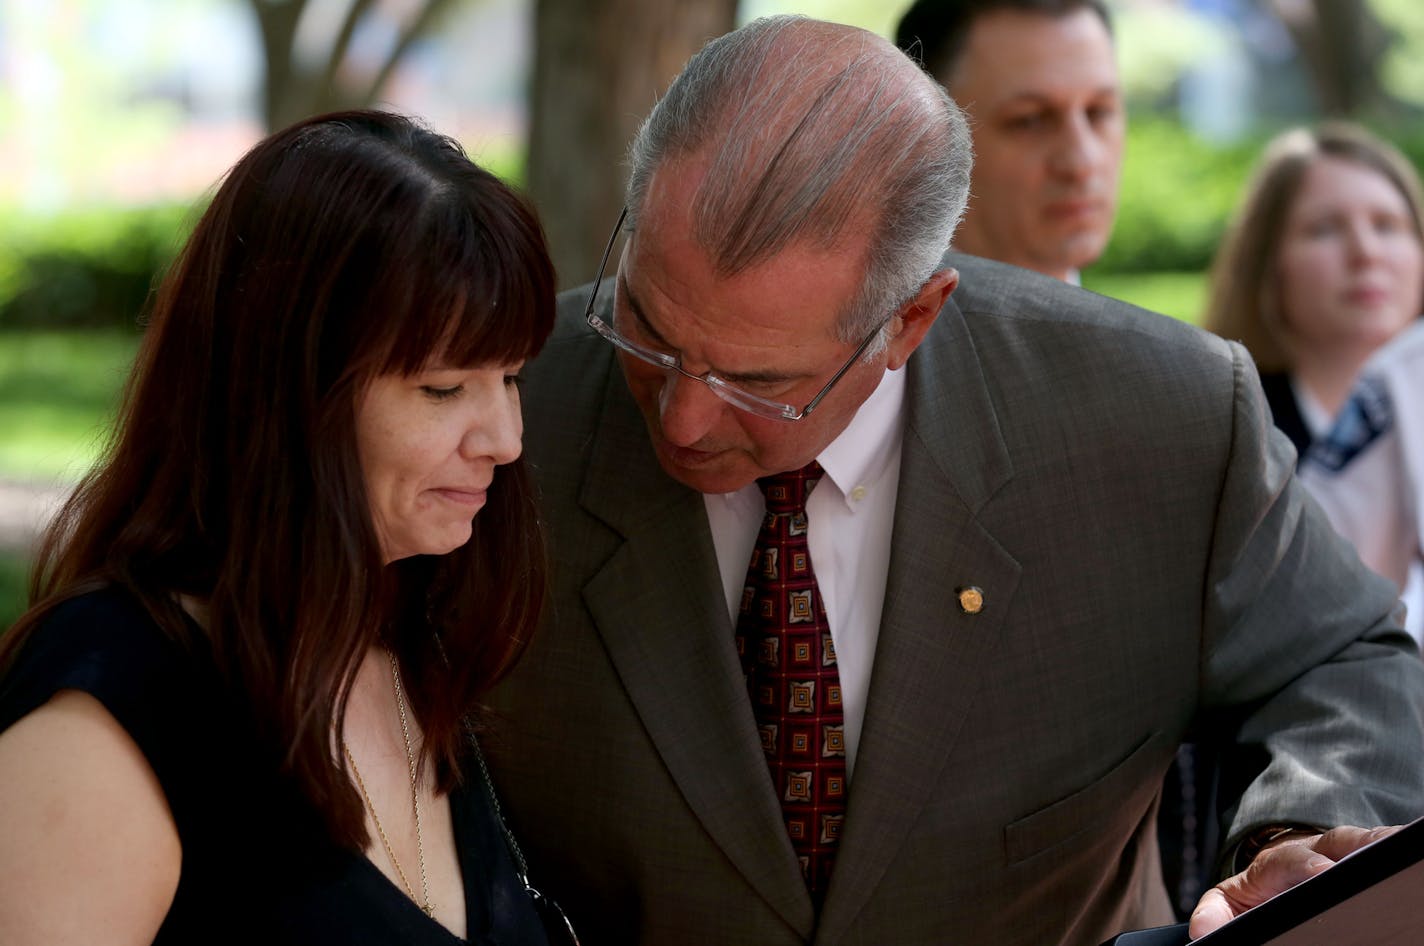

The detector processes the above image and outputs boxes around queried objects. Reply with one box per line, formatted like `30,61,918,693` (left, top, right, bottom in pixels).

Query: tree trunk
527,0,737,289
1267,0,1391,116
249,0,306,131
250,0,464,132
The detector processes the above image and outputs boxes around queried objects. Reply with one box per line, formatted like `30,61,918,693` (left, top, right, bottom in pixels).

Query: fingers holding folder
1105,819,1423,945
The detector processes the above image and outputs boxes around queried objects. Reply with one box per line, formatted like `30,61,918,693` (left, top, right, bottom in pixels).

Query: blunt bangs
365,164,556,380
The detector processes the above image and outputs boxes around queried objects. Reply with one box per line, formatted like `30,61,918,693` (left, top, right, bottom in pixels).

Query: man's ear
885,268,958,370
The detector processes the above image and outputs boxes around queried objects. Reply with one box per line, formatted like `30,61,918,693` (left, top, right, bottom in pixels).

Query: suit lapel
817,295,1023,943
578,366,817,937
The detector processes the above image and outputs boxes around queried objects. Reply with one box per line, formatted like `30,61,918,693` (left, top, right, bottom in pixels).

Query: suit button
957,586,984,614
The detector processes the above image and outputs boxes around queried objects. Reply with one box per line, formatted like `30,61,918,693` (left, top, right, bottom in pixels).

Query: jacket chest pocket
1003,730,1169,866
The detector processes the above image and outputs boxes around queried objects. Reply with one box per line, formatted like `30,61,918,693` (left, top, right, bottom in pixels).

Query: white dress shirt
705,366,906,778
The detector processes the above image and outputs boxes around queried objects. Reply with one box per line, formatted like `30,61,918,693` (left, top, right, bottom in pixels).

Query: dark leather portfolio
1102,815,1424,946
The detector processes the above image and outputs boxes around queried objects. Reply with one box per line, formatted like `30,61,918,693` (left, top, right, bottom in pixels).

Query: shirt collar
815,364,906,506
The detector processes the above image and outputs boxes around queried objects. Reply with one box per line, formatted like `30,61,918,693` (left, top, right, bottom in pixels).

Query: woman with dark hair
0,111,559,944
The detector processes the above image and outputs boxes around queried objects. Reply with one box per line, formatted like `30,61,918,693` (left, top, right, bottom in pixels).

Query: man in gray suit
485,15,1424,945
894,0,1215,921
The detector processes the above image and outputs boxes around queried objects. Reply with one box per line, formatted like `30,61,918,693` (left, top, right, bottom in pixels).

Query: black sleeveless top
0,589,550,946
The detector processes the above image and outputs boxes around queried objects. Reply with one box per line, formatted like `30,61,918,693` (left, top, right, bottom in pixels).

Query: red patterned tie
734,460,846,903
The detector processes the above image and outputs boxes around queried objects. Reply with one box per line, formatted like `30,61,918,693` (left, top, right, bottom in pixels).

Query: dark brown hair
894,0,1112,83
1,109,556,848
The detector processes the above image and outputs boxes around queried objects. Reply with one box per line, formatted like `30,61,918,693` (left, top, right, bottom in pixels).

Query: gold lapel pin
957,586,984,615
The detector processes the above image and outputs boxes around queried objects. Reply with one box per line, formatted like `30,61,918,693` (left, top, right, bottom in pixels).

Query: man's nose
657,371,726,447
1048,113,1107,180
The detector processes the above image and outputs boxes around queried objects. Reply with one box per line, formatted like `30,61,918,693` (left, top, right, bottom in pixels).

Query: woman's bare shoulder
0,689,180,945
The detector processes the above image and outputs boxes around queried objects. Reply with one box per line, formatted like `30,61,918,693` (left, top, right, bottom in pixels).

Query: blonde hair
1203,122,1424,373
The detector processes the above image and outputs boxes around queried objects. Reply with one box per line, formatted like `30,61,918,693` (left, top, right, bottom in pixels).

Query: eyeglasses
585,207,889,422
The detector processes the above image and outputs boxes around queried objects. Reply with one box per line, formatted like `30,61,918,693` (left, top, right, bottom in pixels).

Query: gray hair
626,15,973,348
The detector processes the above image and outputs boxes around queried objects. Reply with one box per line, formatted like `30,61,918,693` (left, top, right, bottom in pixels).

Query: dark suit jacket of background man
484,252,1424,946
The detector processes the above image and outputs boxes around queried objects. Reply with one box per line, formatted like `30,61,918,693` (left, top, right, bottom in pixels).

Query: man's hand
1188,825,1401,939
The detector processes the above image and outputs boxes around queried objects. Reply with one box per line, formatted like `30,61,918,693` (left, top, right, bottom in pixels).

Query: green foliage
1095,116,1424,286
1091,118,1264,276
0,328,138,630
1380,126,1424,182
0,551,31,634
467,135,526,187
1114,3,1231,106
1080,270,1208,326
0,125,524,334
741,0,901,40
0,204,194,329
0,329,140,482
1374,0,1424,111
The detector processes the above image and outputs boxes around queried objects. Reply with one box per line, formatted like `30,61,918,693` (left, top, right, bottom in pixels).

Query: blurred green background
5,0,1424,628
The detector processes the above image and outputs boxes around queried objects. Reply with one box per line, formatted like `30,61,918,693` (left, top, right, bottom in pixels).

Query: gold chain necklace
343,650,432,917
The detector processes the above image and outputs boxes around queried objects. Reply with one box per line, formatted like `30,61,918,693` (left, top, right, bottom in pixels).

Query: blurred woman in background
0,110,559,944
1205,122,1424,459
1302,321,1424,647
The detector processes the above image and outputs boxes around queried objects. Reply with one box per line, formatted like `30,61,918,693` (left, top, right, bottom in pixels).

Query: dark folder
1101,922,1189,945
1102,815,1424,946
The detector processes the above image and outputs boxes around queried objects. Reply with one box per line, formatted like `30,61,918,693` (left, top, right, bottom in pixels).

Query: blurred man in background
895,0,1123,283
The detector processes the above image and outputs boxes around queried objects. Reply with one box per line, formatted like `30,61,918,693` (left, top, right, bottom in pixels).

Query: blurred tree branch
1266,0,1392,116
247,0,464,131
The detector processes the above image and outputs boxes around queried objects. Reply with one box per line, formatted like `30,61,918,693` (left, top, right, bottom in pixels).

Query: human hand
1187,825,1401,939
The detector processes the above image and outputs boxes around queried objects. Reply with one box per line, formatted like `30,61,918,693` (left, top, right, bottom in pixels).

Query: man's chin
652,441,754,495
1057,228,1112,269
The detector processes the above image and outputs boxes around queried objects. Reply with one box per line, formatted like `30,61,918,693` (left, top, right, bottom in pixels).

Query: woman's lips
1343,286,1392,306
431,487,487,507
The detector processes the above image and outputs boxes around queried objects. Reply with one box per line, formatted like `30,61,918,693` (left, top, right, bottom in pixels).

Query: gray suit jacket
485,253,1424,946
